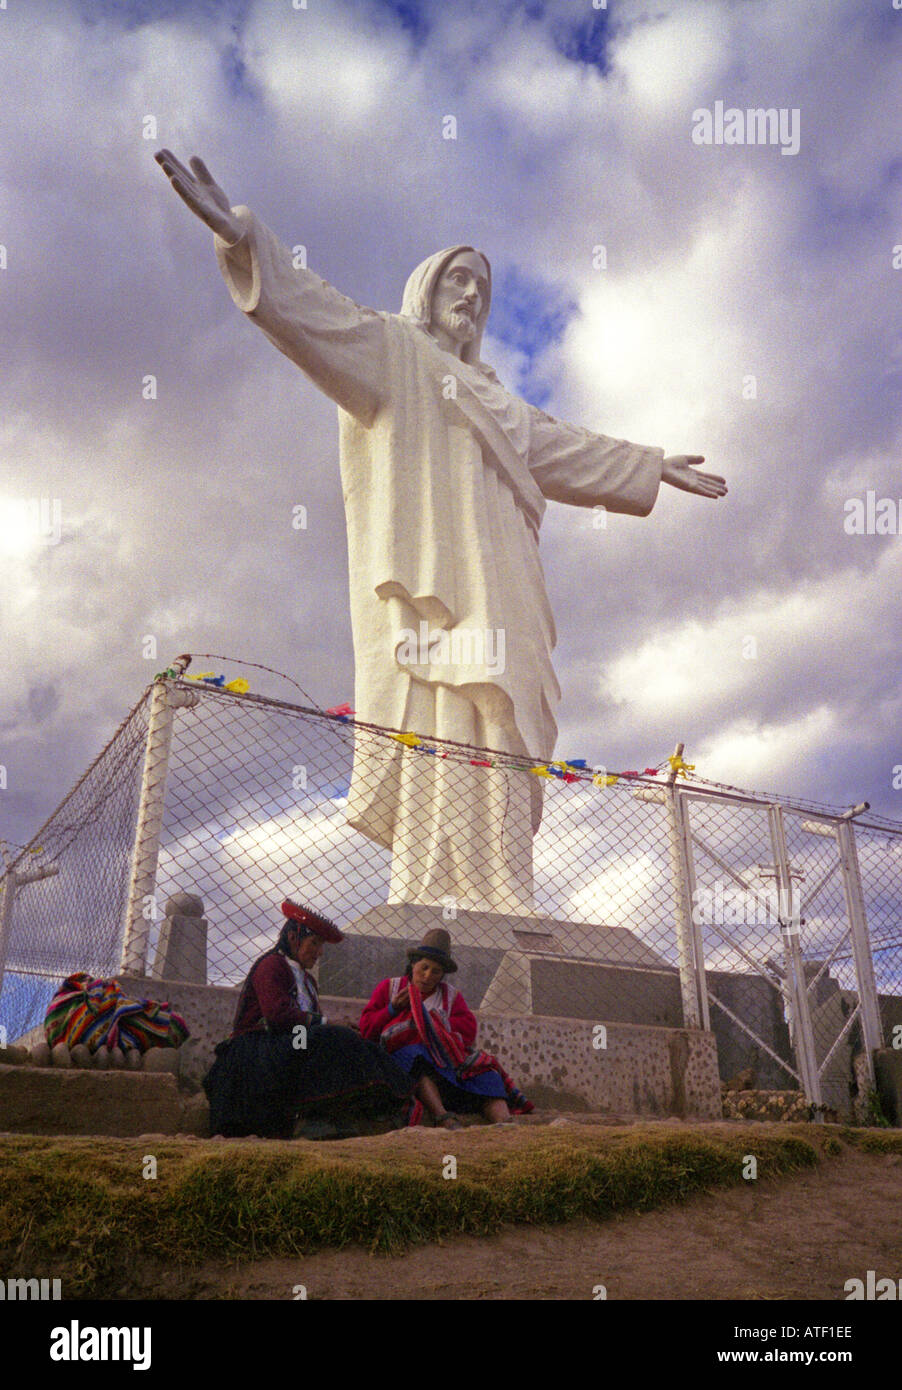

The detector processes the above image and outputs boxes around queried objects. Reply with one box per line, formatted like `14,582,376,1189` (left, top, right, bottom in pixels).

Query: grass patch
833,1127,902,1155
0,1123,854,1296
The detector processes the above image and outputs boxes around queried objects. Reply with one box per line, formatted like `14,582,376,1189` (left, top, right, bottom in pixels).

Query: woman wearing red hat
203,899,413,1139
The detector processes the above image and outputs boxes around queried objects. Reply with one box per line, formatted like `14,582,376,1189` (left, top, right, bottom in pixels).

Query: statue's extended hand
154,149,242,245
661,455,727,500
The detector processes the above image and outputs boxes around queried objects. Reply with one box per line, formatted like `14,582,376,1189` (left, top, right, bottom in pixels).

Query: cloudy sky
2,0,902,861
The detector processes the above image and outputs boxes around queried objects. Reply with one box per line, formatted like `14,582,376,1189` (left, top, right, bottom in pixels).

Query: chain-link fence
0,693,151,1042
680,791,893,1113
855,823,902,1053
2,672,900,1117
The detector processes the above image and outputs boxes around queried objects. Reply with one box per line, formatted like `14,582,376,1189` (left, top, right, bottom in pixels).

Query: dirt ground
128,1147,902,1301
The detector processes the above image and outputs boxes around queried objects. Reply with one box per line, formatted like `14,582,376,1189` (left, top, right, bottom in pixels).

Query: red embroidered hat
281,899,345,943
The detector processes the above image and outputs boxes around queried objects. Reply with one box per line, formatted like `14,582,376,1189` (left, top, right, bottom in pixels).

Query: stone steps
3,1001,726,1134
1,1042,181,1074
0,1063,207,1137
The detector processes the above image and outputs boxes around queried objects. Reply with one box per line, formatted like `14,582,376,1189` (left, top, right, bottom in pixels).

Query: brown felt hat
406,927,457,974
281,899,344,943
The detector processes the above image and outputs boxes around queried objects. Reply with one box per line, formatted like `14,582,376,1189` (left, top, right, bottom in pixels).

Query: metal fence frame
3,667,901,1119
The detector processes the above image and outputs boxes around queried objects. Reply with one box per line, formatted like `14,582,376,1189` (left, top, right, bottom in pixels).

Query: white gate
676,787,884,1116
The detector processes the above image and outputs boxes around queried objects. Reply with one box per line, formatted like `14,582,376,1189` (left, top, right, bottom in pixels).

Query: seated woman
359,929,533,1129
203,899,413,1139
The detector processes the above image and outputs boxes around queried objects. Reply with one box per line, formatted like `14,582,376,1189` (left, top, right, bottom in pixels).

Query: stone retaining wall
0,1009,723,1134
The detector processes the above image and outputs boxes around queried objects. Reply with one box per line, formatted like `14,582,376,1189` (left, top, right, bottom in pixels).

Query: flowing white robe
215,210,664,913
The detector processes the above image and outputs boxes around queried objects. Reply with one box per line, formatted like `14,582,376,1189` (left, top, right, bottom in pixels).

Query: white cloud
694,705,840,789
612,5,730,116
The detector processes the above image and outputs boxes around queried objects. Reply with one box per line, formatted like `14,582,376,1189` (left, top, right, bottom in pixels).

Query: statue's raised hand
661,455,727,500
155,150,242,245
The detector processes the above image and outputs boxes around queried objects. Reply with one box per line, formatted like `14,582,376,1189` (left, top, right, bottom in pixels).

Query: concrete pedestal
150,891,208,984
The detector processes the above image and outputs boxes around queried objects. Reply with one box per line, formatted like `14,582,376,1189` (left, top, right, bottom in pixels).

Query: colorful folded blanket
44,972,190,1053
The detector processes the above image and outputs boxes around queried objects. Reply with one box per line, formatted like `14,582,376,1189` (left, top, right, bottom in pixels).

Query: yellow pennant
225,678,250,694
392,732,422,748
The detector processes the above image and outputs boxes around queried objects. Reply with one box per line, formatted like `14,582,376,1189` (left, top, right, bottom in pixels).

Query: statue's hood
400,245,492,367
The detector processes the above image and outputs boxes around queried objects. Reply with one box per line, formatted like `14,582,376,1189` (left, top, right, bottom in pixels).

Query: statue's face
430,251,489,346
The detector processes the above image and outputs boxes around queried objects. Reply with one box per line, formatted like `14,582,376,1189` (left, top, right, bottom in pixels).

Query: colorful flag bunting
328,708,683,793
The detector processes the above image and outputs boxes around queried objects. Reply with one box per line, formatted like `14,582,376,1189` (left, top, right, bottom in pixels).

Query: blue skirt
393,1043,507,1114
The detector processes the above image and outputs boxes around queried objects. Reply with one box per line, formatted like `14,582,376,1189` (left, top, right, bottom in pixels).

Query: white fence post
768,804,823,1114
0,863,60,1002
673,791,711,1031
0,869,19,1006
664,744,707,1029
837,814,885,1081
120,663,198,975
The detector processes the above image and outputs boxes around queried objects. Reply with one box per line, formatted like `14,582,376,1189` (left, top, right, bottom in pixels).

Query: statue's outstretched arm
528,401,727,514
155,149,386,424
155,149,243,245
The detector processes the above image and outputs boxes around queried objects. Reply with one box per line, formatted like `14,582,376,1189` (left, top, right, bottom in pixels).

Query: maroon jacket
230,951,322,1038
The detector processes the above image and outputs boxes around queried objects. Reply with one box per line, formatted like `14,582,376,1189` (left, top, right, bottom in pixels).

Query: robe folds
215,211,664,912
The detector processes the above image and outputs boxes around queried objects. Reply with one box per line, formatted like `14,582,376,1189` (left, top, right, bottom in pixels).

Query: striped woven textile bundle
44,972,190,1053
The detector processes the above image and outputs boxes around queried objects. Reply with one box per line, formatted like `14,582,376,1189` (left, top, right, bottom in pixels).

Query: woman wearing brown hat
359,928,533,1128
203,899,413,1139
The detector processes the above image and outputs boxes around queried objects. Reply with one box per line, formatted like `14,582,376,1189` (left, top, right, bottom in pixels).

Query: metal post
675,792,711,1031
665,743,705,1029
120,660,198,975
0,864,60,1001
836,816,884,1081
0,871,17,1003
768,804,823,1114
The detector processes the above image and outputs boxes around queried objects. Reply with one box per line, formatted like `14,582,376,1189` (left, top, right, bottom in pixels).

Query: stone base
319,905,675,1019
339,903,671,963
476,1016,721,1120
480,951,683,1023
112,973,722,1118
0,1012,723,1133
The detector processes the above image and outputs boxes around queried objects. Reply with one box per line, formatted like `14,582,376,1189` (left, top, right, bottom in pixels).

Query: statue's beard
436,304,478,343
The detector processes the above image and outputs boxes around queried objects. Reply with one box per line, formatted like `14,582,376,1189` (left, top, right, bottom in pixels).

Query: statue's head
400,245,492,365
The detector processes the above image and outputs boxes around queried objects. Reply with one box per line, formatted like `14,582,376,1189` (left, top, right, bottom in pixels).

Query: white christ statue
156,152,727,916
